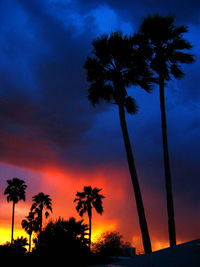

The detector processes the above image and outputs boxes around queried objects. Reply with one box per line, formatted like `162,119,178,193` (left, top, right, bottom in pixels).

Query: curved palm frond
31,192,52,233
84,31,153,109
4,178,27,204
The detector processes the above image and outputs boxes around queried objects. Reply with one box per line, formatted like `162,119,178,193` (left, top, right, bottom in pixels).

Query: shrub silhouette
93,231,131,258
33,217,89,264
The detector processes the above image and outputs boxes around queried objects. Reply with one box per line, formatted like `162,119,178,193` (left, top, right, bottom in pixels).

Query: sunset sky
0,0,200,253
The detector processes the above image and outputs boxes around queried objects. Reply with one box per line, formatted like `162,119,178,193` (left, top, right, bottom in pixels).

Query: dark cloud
78,0,200,25
0,0,100,169
0,0,199,177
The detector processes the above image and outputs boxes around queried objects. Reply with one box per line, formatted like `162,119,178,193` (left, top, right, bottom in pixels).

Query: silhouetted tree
12,237,28,254
93,231,130,257
0,237,28,257
31,192,52,235
64,217,89,245
4,178,27,243
33,217,89,264
137,14,194,246
84,32,153,253
74,186,104,251
21,211,39,252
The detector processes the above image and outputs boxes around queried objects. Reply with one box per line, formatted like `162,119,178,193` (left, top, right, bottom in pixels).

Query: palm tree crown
74,186,104,217
4,177,27,204
31,192,52,233
74,186,104,250
62,217,89,244
21,211,38,236
84,32,153,112
138,14,194,80
21,211,39,252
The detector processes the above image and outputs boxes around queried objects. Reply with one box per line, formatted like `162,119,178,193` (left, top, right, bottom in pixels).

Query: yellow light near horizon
0,227,29,245
91,221,117,243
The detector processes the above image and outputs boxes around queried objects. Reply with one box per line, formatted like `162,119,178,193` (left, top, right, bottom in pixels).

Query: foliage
137,14,194,80
22,211,39,236
74,186,104,217
33,217,90,264
84,31,153,112
4,178,27,204
74,186,104,250
92,231,131,257
0,237,28,257
31,192,52,233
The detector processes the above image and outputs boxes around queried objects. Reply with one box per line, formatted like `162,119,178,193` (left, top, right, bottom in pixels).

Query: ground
89,239,200,267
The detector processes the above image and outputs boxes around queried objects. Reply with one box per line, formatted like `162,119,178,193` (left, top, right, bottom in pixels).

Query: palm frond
125,97,138,114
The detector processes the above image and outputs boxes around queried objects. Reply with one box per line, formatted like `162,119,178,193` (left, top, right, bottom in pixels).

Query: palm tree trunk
118,104,152,254
40,208,43,236
159,77,176,247
11,202,15,244
88,207,92,251
29,233,32,253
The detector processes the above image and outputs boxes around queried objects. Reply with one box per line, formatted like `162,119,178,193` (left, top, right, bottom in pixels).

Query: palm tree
84,32,153,253
4,177,27,243
74,186,104,251
64,217,89,245
31,192,52,235
21,211,39,252
137,14,194,246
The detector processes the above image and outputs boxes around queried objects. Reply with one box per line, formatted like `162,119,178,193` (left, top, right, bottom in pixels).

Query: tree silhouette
31,192,52,236
64,217,89,245
33,217,89,264
138,14,194,246
84,32,153,253
93,231,130,257
21,211,39,252
74,186,104,251
4,178,27,243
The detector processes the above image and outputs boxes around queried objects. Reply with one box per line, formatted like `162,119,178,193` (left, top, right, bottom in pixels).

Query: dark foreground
89,239,200,267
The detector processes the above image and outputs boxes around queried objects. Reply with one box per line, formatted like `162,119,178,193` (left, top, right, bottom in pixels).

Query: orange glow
0,226,28,245
91,219,118,242
0,164,199,254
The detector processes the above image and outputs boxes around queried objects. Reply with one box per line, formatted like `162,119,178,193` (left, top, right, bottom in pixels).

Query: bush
92,231,131,259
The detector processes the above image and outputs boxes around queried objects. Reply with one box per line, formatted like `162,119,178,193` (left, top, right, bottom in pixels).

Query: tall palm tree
138,14,194,246
84,32,153,253
31,192,52,235
74,186,104,251
21,211,39,252
4,177,27,243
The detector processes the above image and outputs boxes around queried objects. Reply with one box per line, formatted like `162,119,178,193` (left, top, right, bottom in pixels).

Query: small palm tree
21,211,39,252
138,14,194,246
74,186,104,251
31,192,52,235
84,32,153,253
4,178,27,243
65,217,89,244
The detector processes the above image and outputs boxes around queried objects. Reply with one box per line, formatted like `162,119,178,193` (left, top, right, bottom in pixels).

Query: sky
0,0,200,253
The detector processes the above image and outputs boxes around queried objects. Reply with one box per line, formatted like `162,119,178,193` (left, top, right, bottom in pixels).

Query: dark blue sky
0,0,199,249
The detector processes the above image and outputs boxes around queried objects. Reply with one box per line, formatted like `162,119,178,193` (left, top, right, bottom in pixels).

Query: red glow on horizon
0,164,199,253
